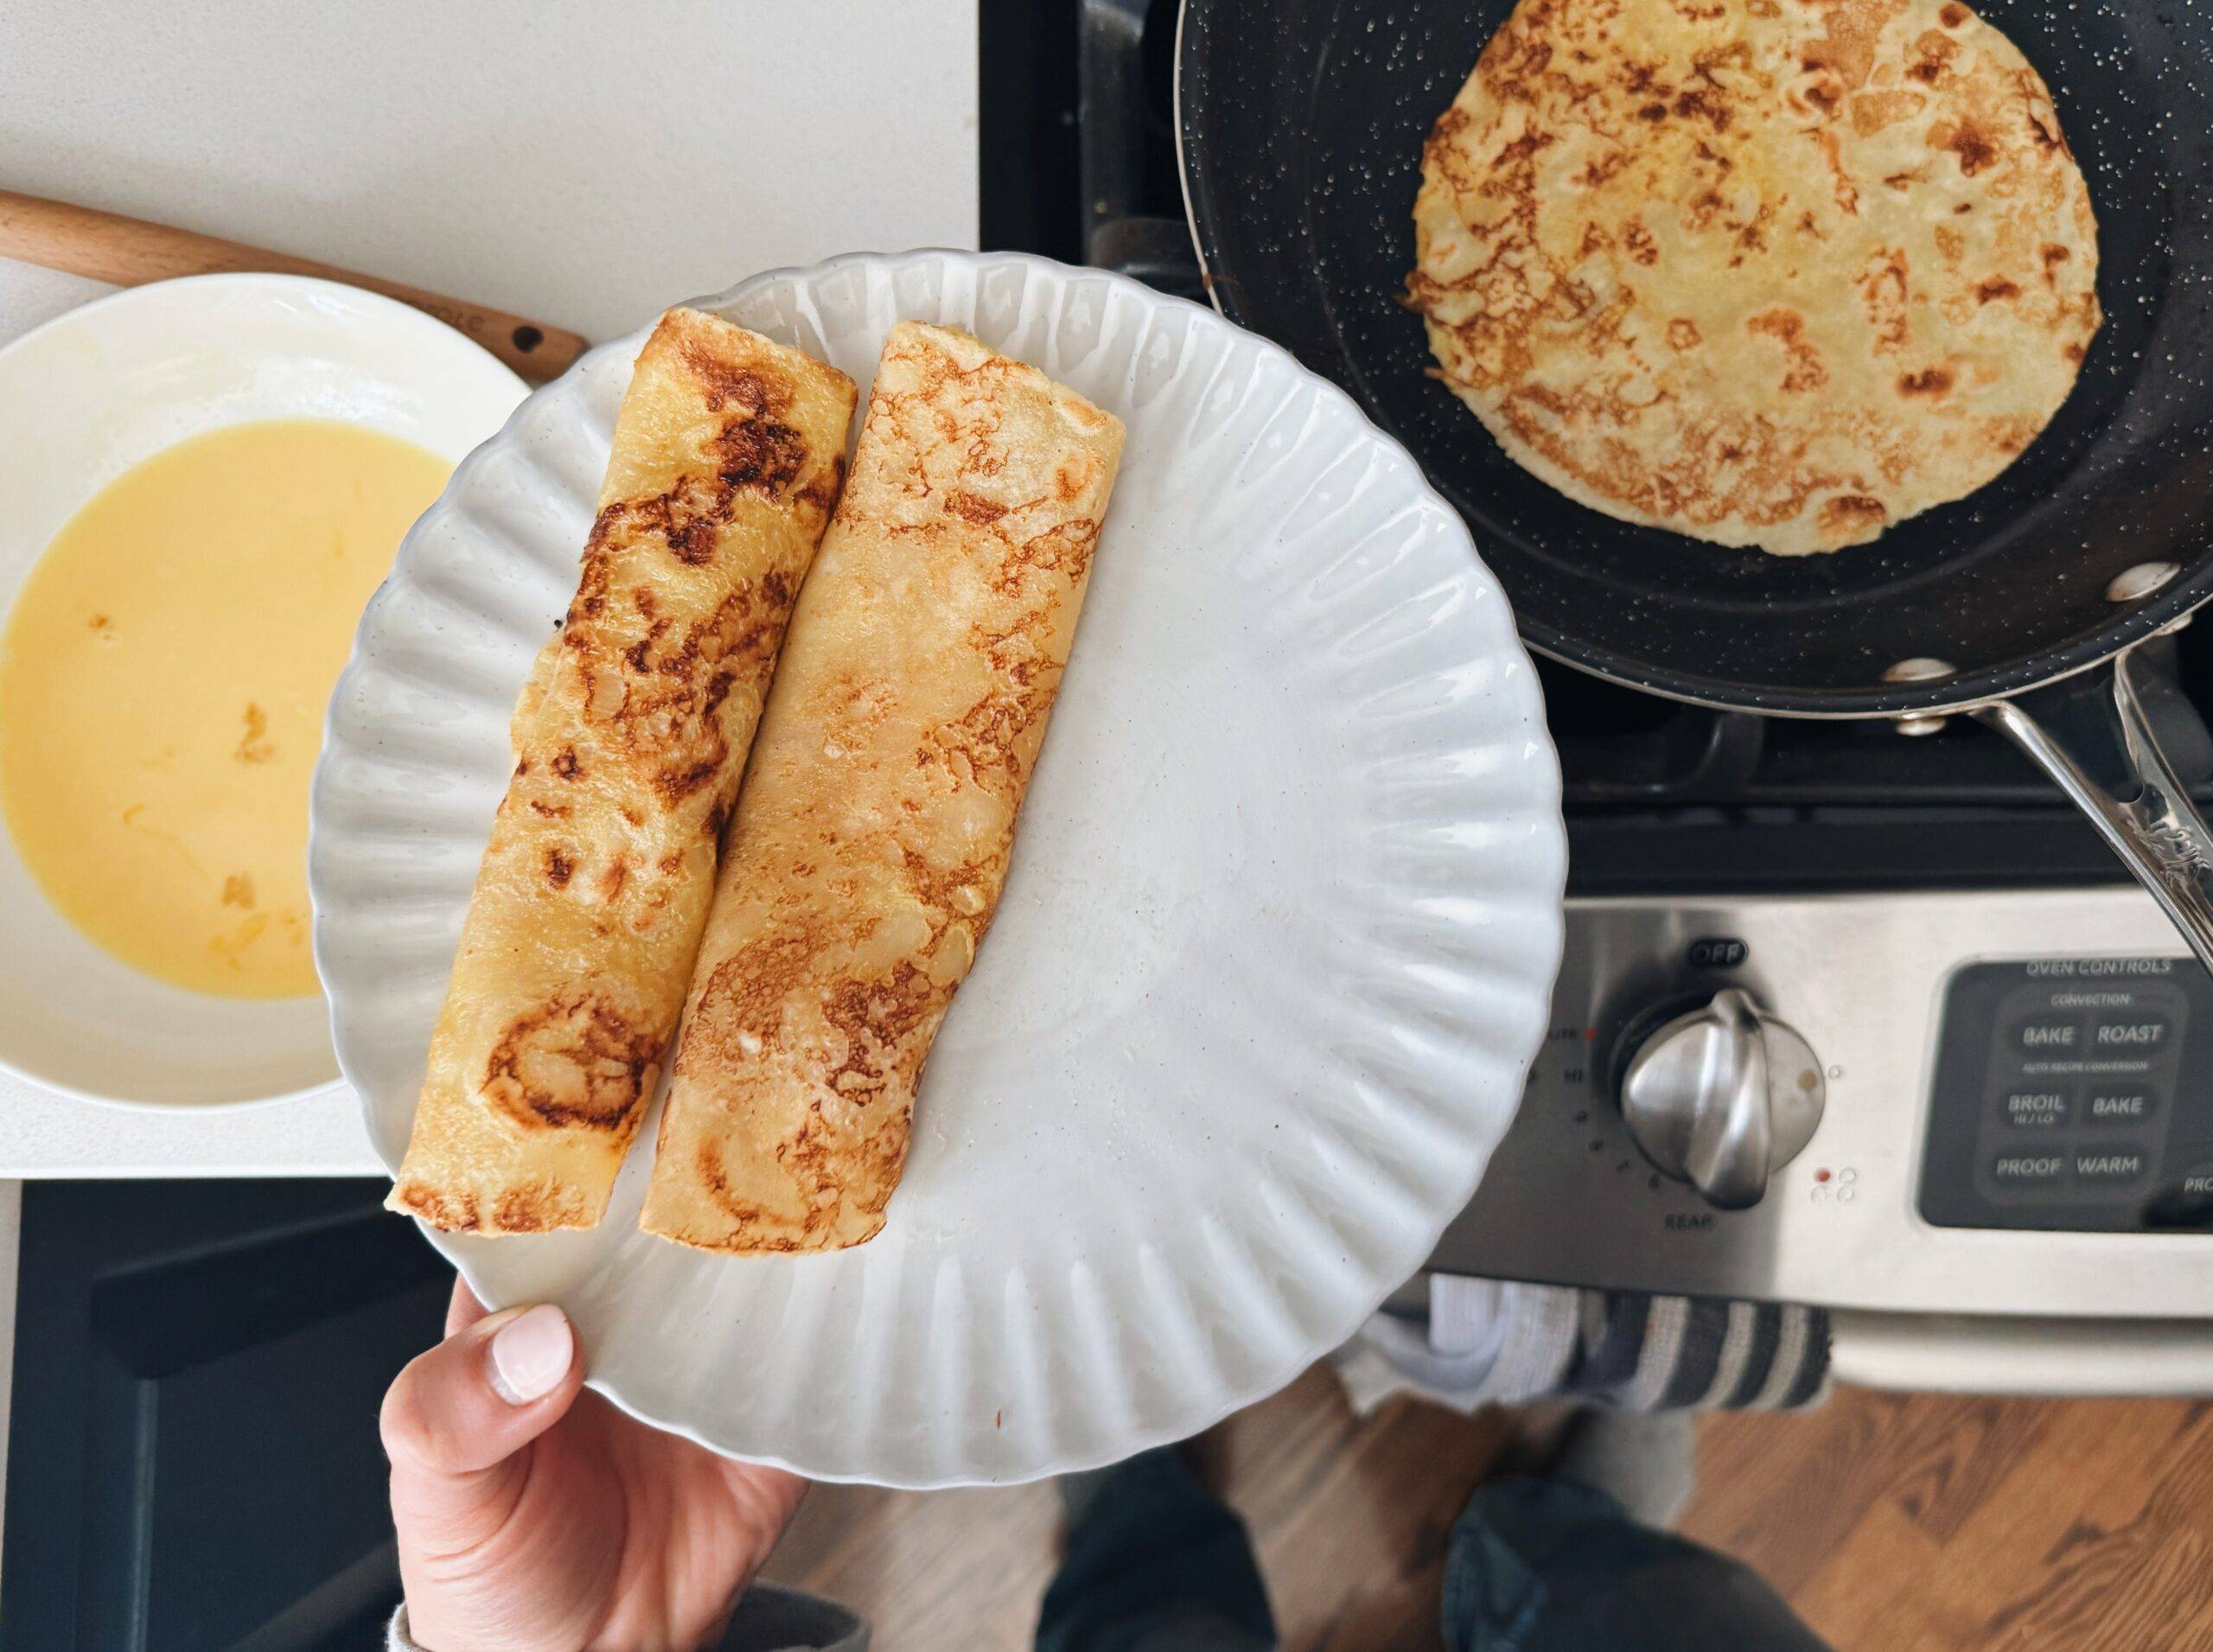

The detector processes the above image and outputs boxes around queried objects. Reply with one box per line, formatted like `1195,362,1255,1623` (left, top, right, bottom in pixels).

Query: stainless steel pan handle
1978,642,2213,972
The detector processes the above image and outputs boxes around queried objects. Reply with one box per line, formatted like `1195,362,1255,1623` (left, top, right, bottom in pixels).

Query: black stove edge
1566,812,2136,897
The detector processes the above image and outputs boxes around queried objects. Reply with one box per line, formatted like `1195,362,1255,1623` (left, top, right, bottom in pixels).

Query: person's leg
1036,1447,1278,1652
1442,1413,1828,1652
719,1583,869,1651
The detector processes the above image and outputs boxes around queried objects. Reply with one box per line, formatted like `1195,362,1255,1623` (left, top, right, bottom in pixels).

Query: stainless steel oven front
1432,889,2213,1389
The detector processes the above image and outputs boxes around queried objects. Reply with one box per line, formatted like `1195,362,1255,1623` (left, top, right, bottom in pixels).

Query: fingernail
488,1304,573,1405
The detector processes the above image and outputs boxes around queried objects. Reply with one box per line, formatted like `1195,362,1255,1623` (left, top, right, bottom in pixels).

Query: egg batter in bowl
0,418,448,998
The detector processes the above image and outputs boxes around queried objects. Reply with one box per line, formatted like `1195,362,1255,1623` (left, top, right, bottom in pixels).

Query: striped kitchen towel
1338,1273,1830,1416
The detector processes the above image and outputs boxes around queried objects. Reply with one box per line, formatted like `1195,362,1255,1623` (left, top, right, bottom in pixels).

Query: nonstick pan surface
1178,0,2213,717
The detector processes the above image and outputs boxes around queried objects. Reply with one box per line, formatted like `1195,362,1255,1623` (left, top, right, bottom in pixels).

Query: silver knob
1619,989,1825,1210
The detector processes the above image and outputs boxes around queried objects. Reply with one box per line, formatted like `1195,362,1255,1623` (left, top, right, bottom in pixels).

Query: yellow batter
0,419,450,998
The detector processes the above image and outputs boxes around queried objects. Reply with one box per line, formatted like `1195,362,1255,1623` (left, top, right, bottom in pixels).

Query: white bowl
315,251,1566,1484
0,273,525,1109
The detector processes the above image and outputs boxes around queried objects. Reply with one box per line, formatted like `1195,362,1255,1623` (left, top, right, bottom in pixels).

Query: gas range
1425,633,2213,1328
993,0,2213,1376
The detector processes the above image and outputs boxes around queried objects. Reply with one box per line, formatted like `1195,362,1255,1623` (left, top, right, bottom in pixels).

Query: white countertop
0,0,980,1179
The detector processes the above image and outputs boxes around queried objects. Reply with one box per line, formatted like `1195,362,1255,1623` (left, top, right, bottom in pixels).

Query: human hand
381,1279,806,1651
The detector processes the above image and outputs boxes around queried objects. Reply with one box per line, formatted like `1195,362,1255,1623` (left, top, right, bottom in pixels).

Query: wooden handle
0,188,588,383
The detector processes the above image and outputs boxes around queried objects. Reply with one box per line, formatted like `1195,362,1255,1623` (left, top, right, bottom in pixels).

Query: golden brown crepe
641,322,1124,1253
388,309,856,1234
1408,0,2101,554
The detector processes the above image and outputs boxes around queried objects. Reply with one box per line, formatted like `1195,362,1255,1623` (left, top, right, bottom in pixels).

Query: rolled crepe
641,322,1124,1252
388,309,857,1234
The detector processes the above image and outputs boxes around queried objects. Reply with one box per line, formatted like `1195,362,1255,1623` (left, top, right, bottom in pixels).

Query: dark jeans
1035,1449,1827,1652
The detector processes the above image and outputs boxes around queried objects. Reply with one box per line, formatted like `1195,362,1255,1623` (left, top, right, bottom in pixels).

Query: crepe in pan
387,309,856,1234
640,322,1124,1253
1408,0,2101,554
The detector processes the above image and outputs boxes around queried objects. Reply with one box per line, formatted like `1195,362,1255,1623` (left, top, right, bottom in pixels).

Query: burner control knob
1618,989,1825,1210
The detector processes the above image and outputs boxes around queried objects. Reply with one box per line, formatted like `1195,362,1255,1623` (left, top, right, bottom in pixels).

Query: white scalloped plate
311,251,1565,1487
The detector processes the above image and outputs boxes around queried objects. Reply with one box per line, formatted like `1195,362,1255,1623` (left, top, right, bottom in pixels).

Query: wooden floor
762,1374,2213,1651
1681,1388,2213,1650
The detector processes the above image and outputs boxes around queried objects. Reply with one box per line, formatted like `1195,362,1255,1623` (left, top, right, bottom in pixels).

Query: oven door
0,1178,443,1649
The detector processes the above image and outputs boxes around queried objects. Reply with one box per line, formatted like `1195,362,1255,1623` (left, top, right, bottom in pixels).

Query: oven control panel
1919,959,2209,1232
1431,891,2213,1318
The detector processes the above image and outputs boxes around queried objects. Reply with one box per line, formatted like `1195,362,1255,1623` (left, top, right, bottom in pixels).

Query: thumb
382,1302,584,1552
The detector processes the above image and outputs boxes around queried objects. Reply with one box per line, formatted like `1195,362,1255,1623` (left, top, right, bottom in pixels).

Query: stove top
985,0,2213,899
989,1,2213,1348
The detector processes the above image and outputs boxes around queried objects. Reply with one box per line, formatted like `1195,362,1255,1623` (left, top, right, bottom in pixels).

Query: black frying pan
1176,0,2213,963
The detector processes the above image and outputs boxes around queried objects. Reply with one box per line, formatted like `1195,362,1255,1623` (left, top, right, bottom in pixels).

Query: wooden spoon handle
0,188,588,383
